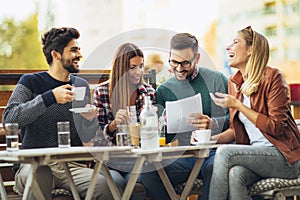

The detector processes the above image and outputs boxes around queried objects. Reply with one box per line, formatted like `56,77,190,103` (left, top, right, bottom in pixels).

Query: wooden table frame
0,145,219,200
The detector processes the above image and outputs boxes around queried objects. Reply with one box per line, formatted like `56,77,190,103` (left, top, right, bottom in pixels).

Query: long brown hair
239,26,270,96
109,43,144,116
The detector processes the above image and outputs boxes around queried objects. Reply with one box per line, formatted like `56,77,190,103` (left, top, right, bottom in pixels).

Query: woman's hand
114,109,128,125
210,92,258,125
210,92,240,109
108,109,128,133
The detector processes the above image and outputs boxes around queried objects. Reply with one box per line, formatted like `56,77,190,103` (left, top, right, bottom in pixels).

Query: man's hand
187,113,213,130
80,104,97,121
52,84,74,104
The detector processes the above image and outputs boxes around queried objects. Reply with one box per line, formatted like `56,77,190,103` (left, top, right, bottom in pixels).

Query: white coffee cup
72,87,86,101
194,129,211,143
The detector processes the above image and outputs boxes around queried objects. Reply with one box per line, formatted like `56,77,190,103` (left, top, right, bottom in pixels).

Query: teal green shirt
156,67,229,143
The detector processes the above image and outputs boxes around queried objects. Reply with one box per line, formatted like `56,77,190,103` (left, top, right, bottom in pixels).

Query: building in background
216,0,300,83
50,0,124,59
1,0,299,83
47,0,218,71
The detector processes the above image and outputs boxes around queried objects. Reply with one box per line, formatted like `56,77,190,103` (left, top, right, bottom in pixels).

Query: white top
238,94,273,146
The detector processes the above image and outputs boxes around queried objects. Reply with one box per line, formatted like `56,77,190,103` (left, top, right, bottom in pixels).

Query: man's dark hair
170,33,198,55
41,27,80,65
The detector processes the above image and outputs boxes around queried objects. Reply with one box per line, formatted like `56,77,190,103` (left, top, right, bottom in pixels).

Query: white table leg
0,172,8,200
85,161,103,200
101,163,122,200
121,156,146,200
61,162,81,200
153,162,179,200
180,158,204,200
22,162,45,200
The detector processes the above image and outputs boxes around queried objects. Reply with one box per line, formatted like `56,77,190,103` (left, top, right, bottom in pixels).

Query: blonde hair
109,43,144,116
239,26,269,96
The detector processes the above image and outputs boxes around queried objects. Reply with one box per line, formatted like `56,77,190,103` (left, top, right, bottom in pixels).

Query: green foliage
0,12,47,70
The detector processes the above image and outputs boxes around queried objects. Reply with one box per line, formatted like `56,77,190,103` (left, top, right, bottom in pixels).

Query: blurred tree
0,12,47,70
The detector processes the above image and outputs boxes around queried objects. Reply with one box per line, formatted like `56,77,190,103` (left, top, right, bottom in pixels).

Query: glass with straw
159,109,167,146
127,106,140,148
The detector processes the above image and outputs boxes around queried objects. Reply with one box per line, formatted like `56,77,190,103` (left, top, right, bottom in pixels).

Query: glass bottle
139,96,159,150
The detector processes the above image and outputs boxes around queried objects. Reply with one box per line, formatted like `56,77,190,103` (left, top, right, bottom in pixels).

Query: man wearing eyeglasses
141,33,229,200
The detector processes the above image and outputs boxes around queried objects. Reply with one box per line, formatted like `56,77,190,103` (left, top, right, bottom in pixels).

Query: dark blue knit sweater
2,72,97,149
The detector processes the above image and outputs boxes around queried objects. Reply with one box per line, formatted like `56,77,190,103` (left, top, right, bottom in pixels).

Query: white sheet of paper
166,94,202,133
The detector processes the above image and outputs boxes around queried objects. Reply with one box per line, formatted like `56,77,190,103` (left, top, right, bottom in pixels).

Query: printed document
166,94,202,133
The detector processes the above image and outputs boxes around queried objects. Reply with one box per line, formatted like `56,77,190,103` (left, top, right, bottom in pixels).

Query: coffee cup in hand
72,87,86,101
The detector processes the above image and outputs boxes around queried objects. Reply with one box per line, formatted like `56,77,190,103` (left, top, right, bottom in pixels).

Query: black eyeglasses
168,56,196,68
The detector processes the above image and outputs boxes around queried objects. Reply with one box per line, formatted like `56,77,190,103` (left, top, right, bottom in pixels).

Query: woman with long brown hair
94,43,155,199
94,43,155,143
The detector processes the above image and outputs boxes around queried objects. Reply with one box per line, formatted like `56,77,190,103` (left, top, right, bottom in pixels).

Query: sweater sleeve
211,72,230,134
155,85,167,117
2,78,49,128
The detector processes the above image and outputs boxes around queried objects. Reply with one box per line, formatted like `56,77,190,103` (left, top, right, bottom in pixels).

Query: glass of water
116,124,131,146
4,123,19,151
57,121,71,148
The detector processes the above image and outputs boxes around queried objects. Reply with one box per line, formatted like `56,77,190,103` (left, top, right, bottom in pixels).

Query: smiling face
128,56,144,85
61,39,82,73
226,33,251,71
169,48,198,81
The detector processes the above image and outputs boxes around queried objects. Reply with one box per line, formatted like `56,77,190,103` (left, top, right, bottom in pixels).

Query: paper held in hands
166,94,202,133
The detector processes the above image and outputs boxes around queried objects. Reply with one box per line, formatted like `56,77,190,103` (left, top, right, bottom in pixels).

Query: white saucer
191,141,217,145
69,107,92,113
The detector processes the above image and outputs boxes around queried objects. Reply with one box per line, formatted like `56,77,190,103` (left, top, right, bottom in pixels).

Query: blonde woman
209,26,300,200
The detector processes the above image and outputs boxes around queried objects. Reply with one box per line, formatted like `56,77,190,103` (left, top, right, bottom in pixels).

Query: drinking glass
57,121,71,148
4,123,19,151
116,125,130,146
127,106,140,148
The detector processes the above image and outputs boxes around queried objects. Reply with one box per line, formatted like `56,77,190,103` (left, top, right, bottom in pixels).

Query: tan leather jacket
219,66,300,164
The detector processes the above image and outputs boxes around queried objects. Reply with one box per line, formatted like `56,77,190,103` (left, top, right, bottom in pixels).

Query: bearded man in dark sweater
2,27,123,199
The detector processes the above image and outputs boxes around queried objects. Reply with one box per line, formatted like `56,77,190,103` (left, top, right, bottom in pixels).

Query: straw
127,106,132,125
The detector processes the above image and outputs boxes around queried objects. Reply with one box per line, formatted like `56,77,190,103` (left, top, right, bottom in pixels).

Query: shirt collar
230,70,244,91
185,66,198,81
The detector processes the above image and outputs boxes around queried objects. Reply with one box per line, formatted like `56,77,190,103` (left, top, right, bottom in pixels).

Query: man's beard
62,57,80,73
64,65,79,73
173,68,193,80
